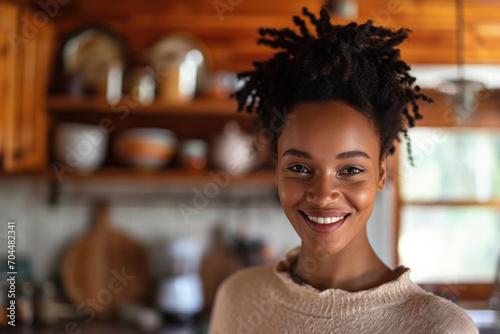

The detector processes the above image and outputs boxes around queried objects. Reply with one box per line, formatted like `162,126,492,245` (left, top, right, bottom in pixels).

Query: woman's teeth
307,215,346,224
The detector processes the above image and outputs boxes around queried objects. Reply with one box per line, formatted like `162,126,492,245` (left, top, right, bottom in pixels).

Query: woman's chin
300,237,347,257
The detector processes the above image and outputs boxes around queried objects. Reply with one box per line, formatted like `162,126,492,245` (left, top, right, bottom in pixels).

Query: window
397,127,500,287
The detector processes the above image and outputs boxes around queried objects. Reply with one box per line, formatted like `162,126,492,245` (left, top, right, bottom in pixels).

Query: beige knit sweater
209,246,479,334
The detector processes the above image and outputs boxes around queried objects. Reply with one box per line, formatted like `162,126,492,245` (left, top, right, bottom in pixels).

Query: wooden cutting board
60,201,150,318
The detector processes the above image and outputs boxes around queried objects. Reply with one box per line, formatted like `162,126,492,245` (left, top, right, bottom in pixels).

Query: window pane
399,128,500,202
398,205,500,283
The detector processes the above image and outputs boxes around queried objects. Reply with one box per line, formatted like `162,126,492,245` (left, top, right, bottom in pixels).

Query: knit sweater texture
209,246,479,334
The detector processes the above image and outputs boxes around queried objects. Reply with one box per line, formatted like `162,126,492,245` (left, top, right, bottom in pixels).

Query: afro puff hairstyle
231,6,434,167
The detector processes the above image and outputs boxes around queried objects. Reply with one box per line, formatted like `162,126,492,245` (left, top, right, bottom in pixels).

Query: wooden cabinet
0,2,55,173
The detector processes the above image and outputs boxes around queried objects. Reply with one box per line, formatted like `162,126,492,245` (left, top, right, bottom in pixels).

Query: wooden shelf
42,167,277,186
47,95,254,117
0,167,277,206
411,89,500,128
49,91,500,126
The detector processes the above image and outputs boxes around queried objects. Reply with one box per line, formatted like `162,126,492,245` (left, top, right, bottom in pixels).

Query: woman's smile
300,210,350,233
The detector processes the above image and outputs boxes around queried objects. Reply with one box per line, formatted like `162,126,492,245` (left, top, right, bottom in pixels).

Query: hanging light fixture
436,0,486,122
325,0,358,19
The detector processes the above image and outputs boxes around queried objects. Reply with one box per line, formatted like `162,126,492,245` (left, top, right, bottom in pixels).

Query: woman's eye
341,167,363,176
287,164,310,174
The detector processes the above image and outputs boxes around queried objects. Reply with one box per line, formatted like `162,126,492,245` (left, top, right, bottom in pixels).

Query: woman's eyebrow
282,149,312,159
336,151,371,160
282,149,370,160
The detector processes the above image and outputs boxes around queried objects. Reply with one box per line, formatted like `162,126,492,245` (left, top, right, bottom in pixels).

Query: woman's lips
301,210,349,218
300,211,350,234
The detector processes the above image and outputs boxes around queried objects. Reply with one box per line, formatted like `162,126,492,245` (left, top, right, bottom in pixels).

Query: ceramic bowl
54,122,108,174
113,128,177,169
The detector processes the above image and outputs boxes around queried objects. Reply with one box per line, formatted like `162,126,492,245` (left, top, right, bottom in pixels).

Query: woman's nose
305,173,343,206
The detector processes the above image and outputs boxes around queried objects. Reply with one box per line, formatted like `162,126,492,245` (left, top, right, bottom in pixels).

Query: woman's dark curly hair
231,6,433,167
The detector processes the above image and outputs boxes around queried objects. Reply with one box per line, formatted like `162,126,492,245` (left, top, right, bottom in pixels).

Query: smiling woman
276,101,391,281
209,5,479,334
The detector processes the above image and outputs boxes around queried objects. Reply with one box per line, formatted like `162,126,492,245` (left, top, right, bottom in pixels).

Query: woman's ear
377,154,387,192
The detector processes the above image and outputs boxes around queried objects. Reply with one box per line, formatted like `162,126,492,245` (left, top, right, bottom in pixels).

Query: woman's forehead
278,101,380,158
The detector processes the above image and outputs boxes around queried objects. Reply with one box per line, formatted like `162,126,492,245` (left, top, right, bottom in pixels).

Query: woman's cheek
277,184,290,207
277,178,304,216
345,180,376,214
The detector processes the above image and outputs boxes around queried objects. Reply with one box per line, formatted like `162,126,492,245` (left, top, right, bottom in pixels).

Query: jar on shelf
125,67,156,106
179,139,208,171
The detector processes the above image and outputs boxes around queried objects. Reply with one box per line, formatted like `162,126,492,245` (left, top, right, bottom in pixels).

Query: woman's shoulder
217,264,275,295
209,264,277,330
209,264,283,333
403,290,479,334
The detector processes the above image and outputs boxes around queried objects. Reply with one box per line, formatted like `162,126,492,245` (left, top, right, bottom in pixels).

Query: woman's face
276,101,387,256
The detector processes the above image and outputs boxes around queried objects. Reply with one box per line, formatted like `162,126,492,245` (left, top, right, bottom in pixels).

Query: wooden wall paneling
30,8,55,171
43,0,327,74
1,2,21,172
1,3,55,172
39,0,500,83
0,22,7,161
357,0,500,64
19,7,37,159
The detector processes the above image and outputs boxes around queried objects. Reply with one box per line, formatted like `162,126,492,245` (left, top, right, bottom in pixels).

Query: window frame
389,89,500,301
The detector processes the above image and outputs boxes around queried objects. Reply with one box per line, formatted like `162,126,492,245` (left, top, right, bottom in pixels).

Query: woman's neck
292,230,398,292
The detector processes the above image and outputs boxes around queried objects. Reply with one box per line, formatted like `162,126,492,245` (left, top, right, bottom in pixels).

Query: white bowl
54,122,108,173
